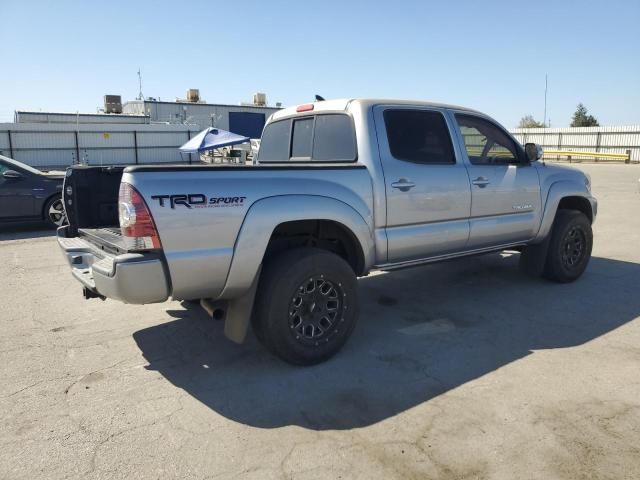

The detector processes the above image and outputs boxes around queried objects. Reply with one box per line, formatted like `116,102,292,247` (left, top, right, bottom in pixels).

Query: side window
383,109,455,164
258,119,291,161
455,114,520,165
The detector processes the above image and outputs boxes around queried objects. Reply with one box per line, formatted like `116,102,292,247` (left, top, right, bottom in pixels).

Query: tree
570,103,599,127
518,115,545,128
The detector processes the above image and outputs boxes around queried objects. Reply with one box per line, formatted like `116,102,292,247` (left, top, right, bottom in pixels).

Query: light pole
543,74,548,127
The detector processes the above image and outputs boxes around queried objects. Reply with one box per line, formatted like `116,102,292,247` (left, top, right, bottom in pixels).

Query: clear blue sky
2,0,639,127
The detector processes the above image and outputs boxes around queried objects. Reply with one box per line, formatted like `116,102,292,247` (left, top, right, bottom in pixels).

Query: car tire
543,209,593,283
252,247,358,366
44,195,66,229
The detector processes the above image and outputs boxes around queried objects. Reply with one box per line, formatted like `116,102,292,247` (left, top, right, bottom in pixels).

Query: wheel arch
219,195,374,300
557,196,593,223
534,180,596,242
266,219,366,276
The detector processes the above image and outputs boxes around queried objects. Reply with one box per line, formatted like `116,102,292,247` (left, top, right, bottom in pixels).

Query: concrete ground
1,163,639,480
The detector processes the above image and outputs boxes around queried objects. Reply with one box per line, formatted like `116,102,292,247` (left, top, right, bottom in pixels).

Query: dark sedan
0,155,66,228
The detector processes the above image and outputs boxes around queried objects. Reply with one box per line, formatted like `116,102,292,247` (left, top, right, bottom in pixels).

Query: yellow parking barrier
543,149,632,163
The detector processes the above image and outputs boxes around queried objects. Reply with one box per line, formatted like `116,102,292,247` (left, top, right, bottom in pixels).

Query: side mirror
525,143,543,162
2,170,23,179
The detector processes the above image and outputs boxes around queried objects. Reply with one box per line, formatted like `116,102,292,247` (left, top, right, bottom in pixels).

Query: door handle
472,176,490,188
391,178,416,192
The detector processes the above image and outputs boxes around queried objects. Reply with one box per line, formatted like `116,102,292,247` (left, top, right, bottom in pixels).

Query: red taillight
296,103,314,112
118,182,161,250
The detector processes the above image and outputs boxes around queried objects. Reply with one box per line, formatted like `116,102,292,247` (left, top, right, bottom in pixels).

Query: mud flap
519,234,551,277
223,265,262,344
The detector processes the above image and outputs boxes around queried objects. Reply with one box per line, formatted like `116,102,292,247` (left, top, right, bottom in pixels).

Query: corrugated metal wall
512,125,640,162
0,123,200,169
2,121,638,170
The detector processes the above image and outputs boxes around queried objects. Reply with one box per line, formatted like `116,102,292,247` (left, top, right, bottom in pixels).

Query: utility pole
543,74,548,127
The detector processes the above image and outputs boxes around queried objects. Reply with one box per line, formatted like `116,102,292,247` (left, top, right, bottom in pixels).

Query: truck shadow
133,253,640,430
0,223,54,240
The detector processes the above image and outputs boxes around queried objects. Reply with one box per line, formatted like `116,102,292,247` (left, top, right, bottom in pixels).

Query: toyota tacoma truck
58,98,597,365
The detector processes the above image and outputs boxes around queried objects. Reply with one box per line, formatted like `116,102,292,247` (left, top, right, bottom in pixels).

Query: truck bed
63,165,125,235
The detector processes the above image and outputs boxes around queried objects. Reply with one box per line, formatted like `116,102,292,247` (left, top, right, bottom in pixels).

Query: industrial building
123,96,280,137
7,90,638,170
1,91,282,169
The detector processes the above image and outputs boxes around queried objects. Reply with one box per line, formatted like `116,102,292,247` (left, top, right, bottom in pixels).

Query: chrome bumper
57,227,169,304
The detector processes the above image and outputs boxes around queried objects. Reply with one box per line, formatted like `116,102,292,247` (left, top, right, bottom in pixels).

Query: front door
0,162,36,219
374,106,471,264
453,114,541,249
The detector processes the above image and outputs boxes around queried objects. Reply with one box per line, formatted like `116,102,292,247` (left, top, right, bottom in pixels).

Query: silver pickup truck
58,98,597,365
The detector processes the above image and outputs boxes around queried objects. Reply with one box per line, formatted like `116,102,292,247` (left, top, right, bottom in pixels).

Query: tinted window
312,114,357,161
257,119,290,161
455,114,519,165
259,114,357,162
384,110,455,164
291,118,314,158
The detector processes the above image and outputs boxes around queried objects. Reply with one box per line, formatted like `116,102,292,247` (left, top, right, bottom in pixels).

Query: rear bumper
57,226,170,304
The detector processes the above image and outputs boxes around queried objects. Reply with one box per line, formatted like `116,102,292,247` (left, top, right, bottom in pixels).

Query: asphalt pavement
1,163,639,479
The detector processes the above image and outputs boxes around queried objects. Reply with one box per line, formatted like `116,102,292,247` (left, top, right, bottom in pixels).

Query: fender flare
534,180,594,243
219,194,375,300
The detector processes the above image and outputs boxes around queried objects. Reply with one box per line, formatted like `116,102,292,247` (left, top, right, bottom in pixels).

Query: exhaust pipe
200,298,226,320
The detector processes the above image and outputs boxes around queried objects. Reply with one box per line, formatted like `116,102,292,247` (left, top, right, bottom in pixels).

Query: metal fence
0,123,201,170
2,122,639,170
511,125,640,163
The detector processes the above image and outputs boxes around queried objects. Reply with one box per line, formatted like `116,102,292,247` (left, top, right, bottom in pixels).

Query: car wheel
543,210,593,283
252,248,358,366
44,195,67,229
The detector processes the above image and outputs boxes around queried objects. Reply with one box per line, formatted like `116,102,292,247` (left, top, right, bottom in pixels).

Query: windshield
0,155,43,175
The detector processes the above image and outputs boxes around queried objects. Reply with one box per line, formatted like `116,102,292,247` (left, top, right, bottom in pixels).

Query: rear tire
44,195,66,229
543,210,592,283
252,248,358,366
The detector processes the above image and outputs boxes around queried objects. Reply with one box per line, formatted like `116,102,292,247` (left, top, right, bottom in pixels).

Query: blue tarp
178,127,249,153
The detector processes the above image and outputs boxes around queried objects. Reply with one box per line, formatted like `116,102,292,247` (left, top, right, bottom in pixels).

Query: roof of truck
271,98,481,121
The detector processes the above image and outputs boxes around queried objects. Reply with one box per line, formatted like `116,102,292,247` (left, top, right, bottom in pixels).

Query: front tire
44,195,66,229
252,248,358,366
543,210,593,283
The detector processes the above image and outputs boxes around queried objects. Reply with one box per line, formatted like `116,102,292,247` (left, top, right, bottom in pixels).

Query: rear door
373,106,471,263
452,113,541,248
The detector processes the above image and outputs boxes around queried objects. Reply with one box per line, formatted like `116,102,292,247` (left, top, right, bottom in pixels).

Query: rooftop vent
186,89,200,103
253,92,267,106
103,95,122,114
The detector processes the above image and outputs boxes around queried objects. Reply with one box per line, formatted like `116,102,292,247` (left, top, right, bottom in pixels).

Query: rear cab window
258,114,357,163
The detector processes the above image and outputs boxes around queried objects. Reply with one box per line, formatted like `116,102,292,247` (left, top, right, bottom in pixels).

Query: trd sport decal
151,194,246,209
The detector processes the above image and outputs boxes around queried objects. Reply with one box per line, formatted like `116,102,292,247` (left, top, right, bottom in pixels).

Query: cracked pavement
1,164,639,479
